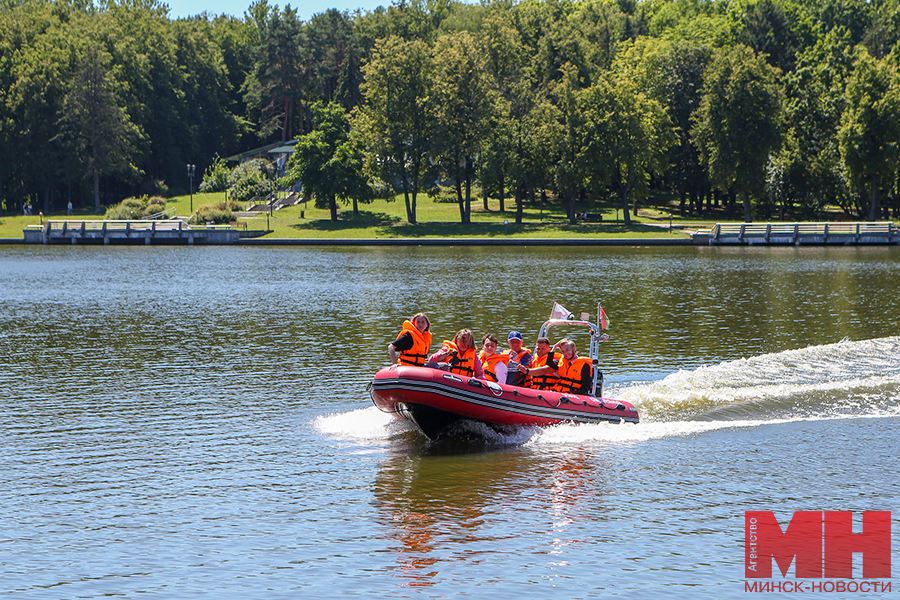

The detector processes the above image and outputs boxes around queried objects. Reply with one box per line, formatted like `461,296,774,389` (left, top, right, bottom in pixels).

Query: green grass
233,194,698,239
1,191,795,240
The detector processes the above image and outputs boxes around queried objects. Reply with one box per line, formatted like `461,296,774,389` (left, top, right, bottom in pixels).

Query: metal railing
705,222,897,244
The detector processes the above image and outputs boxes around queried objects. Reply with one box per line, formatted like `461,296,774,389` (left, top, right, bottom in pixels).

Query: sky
163,0,389,20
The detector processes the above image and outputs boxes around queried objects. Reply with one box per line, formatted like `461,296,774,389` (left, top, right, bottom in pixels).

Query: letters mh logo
746,511,891,578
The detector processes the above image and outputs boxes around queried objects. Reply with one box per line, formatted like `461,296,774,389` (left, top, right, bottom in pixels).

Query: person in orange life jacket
427,328,486,380
521,338,592,394
523,336,559,390
388,313,432,366
503,330,532,386
478,334,508,383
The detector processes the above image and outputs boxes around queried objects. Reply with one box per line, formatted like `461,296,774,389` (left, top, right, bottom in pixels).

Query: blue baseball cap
508,331,523,341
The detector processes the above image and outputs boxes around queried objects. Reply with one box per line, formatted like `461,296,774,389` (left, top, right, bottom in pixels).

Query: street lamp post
187,164,196,214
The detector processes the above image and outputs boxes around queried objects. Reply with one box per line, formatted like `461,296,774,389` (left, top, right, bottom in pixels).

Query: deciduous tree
432,31,499,223
281,101,368,221
355,36,435,224
580,75,676,225
692,44,783,222
838,50,900,220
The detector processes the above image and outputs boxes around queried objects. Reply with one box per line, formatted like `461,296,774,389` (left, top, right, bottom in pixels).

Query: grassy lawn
0,191,722,240
218,192,698,239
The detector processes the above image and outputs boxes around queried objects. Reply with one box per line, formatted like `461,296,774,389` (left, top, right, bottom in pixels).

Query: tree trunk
330,194,338,221
498,171,505,213
464,157,473,224
515,184,523,225
869,176,879,221
620,183,631,226
402,185,413,224
401,166,415,224
93,172,101,213
741,189,752,222
455,177,465,223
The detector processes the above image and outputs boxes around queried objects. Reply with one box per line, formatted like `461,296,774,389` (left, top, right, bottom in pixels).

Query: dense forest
2,0,900,223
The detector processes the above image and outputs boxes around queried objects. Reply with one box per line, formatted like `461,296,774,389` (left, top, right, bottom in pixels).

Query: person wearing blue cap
504,331,532,386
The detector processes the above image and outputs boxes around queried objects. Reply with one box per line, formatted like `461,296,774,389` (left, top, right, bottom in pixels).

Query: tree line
2,0,900,223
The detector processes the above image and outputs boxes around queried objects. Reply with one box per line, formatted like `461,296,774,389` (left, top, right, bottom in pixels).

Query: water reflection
371,441,614,588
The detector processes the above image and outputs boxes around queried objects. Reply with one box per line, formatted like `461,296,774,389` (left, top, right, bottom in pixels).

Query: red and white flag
549,302,573,320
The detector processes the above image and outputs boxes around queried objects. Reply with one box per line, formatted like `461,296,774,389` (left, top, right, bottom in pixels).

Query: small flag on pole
550,302,573,320
599,306,610,330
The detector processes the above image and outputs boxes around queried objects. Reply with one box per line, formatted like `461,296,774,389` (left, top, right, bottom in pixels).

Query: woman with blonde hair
427,328,485,380
522,338,593,394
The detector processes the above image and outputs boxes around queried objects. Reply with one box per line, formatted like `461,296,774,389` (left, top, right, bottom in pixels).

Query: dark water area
1,245,898,598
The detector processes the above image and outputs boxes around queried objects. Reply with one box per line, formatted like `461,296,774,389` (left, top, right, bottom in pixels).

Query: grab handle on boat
467,379,483,388
538,393,561,408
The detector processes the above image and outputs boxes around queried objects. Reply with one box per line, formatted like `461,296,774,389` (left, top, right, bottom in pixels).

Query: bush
199,157,230,193
104,205,137,220
122,197,144,210
369,177,396,201
104,195,166,220
227,159,278,204
191,204,233,225
426,185,458,204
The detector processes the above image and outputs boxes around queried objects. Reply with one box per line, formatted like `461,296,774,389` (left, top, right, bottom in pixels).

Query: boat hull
369,365,639,440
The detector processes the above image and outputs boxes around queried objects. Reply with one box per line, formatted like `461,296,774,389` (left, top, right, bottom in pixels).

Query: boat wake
316,336,900,445
618,335,900,423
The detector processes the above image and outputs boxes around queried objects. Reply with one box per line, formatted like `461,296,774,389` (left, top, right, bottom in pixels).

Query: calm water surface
1,245,899,598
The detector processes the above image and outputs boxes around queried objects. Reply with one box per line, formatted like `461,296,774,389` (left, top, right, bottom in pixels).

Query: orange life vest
478,352,509,383
442,340,476,377
554,356,593,394
529,352,560,390
503,347,532,366
395,320,432,366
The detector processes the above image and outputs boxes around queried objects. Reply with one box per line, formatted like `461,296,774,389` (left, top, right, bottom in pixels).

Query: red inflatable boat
369,307,640,440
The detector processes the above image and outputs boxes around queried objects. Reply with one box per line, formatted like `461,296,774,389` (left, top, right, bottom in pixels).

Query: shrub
199,157,230,193
426,185,458,204
104,205,136,220
369,177,396,201
122,197,145,210
227,159,278,204
104,195,166,220
191,204,233,225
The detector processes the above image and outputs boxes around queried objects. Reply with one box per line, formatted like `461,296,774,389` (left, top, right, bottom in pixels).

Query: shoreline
0,236,695,246
237,237,696,246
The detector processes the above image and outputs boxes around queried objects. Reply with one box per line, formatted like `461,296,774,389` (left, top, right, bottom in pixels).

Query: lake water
1,244,898,599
